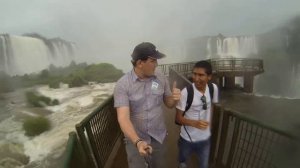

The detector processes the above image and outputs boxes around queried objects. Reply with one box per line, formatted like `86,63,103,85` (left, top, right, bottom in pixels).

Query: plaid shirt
114,69,172,144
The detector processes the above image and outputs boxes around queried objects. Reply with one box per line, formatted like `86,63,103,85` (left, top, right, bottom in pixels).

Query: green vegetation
0,62,123,93
23,116,51,136
52,99,59,105
25,91,60,107
0,72,15,93
84,63,124,83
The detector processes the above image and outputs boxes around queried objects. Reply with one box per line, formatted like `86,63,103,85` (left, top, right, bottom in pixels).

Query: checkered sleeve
114,80,129,108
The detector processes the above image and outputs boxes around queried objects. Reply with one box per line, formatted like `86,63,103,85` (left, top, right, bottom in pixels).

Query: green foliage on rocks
25,91,59,107
0,62,123,93
23,116,51,137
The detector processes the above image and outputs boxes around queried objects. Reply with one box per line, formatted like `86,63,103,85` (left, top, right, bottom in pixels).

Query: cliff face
0,34,76,75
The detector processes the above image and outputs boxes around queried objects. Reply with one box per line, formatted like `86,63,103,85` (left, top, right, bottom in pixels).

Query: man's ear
136,60,143,68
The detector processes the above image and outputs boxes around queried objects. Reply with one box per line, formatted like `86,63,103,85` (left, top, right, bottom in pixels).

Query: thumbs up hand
172,81,181,101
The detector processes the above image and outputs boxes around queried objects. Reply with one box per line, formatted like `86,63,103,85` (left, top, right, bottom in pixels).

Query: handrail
80,95,114,124
225,107,300,140
63,132,77,168
160,58,264,76
215,105,300,168
209,58,264,73
168,61,298,168
76,95,121,168
62,60,300,168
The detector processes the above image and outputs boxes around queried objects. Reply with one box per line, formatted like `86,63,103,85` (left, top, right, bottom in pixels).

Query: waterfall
207,35,257,58
0,34,76,76
206,38,212,58
239,36,258,57
0,36,9,72
217,38,223,57
223,37,240,57
9,35,51,75
204,35,259,94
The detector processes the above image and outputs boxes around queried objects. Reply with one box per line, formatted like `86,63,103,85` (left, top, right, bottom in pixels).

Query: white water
9,35,51,75
253,93,299,100
207,36,258,58
0,35,76,76
49,41,77,67
211,35,300,99
0,83,115,166
0,36,9,72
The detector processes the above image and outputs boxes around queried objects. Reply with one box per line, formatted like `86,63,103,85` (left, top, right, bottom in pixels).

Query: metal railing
61,60,299,168
62,132,91,168
168,62,299,168
213,106,300,168
209,58,264,74
159,58,264,77
158,61,196,76
75,96,122,168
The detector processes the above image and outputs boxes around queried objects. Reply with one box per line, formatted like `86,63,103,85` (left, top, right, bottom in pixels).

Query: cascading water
0,83,115,167
206,38,212,58
0,34,76,76
209,36,258,58
202,30,300,98
204,35,258,88
217,38,223,57
9,35,50,75
0,35,11,73
239,36,258,57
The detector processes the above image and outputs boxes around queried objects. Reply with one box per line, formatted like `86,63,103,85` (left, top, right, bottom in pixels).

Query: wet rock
0,157,24,168
0,143,29,165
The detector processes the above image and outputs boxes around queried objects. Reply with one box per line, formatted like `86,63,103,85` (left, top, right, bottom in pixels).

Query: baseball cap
131,42,166,61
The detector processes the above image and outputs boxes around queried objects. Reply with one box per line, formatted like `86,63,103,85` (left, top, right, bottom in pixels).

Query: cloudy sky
1,0,300,70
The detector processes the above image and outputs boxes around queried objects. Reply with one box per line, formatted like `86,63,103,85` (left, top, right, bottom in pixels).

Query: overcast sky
1,0,300,71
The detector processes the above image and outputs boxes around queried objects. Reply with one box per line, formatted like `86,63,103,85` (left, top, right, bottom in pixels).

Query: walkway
111,106,201,168
111,90,300,168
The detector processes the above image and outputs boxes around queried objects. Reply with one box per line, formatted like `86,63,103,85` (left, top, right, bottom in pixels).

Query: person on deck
176,61,219,168
114,42,181,168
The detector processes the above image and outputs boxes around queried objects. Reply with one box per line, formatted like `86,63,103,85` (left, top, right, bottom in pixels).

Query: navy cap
131,42,166,61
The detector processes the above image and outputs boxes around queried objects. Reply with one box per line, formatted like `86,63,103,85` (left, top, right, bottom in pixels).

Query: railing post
209,104,222,167
215,108,231,168
243,74,254,93
224,112,241,168
76,124,98,168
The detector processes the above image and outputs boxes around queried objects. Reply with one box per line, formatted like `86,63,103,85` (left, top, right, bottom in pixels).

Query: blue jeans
178,136,210,168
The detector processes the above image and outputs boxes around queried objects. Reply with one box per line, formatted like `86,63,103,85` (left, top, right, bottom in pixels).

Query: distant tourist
114,42,181,168
175,60,219,168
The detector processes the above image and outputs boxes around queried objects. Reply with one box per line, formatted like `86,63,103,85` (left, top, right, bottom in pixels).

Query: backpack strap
184,83,214,114
175,84,194,125
208,82,214,100
183,84,194,115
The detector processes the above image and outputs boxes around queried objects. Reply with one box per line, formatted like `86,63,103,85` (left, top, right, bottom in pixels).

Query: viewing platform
210,58,264,93
61,59,300,168
160,58,264,93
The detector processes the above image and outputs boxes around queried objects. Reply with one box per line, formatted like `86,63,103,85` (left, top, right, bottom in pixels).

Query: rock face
0,34,77,75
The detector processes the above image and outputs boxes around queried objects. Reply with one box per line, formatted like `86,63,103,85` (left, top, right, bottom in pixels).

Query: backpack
175,82,214,125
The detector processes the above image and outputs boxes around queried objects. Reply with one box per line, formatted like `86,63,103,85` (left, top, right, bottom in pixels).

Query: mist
1,1,300,167
1,0,300,72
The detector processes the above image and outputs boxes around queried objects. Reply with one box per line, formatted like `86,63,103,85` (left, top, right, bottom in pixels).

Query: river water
0,81,299,168
0,83,115,168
